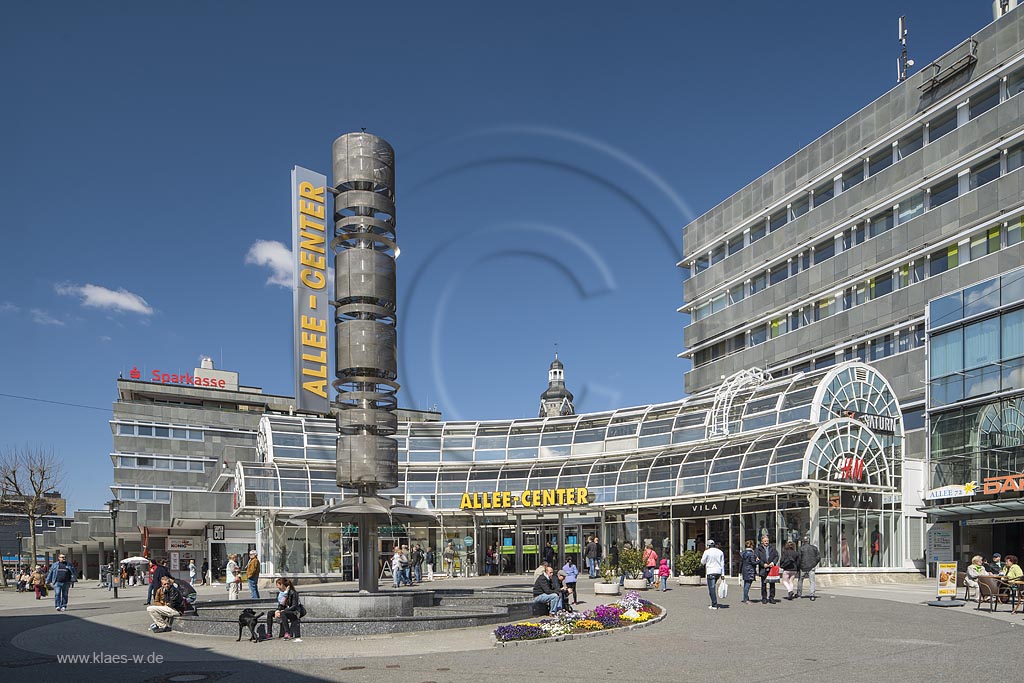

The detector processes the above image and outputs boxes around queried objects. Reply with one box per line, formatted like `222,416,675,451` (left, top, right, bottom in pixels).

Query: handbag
767,565,781,583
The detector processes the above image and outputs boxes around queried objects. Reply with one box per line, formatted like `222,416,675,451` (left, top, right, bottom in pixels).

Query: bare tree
0,446,66,582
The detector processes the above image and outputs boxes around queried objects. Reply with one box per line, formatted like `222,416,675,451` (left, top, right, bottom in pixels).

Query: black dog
237,609,265,642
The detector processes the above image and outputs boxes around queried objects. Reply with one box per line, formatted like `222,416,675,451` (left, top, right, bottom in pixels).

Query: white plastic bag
717,577,728,600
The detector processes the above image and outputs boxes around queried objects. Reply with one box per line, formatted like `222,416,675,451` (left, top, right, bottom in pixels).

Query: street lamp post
106,499,120,599
16,533,23,571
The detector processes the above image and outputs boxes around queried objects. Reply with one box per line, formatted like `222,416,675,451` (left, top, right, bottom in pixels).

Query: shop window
871,273,894,299
710,244,725,266
727,233,744,256
789,196,809,221
868,150,893,177
928,109,957,142
814,236,836,264
843,163,865,191
869,209,895,238
1008,142,1024,173
969,85,1000,120
770,263,789,286
929,244,959,277
898,192,925,224
897,127,924,159
970,156,1001,190
813,180,835,208
769,210,787,233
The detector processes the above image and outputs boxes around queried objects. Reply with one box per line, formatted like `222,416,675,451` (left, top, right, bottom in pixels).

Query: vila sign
459,487,590,510
292,166,331,415
983,472,1024,495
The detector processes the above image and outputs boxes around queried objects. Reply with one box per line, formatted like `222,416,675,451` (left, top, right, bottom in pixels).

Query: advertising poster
936,561,958,598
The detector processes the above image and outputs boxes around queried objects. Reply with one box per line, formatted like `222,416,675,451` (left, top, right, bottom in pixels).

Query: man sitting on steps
532,563,563,615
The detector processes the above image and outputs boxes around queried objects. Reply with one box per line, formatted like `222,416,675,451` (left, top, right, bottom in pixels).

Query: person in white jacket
701,540,726,610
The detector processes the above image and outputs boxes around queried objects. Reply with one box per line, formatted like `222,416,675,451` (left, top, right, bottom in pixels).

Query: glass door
706,517,732,575
521,527,541,572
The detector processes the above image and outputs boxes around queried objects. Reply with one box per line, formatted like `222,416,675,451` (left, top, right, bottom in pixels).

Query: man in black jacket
147,575,186,633
796,536,820,601
146,559,170,606
754,535,780,604
532,564,562,614
542,541,556,567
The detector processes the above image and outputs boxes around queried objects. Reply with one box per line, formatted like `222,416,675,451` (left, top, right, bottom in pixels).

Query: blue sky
1,1,992,511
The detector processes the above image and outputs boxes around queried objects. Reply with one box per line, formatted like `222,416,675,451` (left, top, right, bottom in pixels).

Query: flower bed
493,591,660,642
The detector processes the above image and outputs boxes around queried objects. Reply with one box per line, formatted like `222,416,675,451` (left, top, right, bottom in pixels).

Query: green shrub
676,550,703,576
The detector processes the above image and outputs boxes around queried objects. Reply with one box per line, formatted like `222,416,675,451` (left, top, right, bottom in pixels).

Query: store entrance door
706,517,733,576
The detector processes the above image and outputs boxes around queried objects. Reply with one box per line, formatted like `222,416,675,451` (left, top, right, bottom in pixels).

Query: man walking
443,542,456,578
532,564,563,614
797,535,820,601
755,535,780,604
46,553,76,612
701,539,725,610
245,549,261,599
412,544,423,584
584,536,598,579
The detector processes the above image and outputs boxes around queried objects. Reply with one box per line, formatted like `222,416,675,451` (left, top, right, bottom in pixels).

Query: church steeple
539,352,575,417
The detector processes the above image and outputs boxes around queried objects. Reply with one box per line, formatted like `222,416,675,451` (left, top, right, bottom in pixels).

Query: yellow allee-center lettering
296,181,328,399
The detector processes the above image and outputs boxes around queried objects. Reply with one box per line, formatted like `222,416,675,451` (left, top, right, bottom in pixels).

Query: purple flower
493,624,547,641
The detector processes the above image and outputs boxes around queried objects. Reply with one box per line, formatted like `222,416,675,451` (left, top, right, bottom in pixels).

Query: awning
919,497,1024,519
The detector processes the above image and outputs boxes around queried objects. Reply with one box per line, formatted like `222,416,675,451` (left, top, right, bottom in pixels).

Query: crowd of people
706,535,822,610
964,552,1023,602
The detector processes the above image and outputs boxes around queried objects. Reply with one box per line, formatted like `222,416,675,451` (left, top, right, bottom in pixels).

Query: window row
693,217,1024,368
116,455,206,472
112,488,173,502
115,422,205,441
929,306,1024,407
690,66,1024,275
692,145,1024,323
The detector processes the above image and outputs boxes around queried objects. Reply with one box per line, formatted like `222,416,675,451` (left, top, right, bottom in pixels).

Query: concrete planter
593,582,621,596
623,578,649,590
676,575,702,586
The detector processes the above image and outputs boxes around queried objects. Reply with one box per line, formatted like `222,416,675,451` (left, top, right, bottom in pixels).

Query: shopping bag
717,577,728,600
767,565,781,583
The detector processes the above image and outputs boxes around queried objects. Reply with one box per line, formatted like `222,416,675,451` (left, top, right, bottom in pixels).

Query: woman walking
642,544,659,587
31,565,46,599
779,541,801,600
561,556,580,605
740,540,758,603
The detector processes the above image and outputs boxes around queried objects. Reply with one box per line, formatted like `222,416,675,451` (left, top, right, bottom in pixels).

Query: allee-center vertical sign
292,166,331,414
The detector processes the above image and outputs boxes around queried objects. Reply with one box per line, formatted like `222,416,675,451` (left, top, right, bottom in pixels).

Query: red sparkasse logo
137,368,226,388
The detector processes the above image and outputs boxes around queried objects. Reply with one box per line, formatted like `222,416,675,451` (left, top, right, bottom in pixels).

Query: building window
929,177,959,208
710,244,725,266
841,223,866,250
970,156,1001,190
813,237,835,264
750,325,768,346
750,273,767,295
1009,218,1022,247
1009,68,1024,98
868,150,893,177
870,334,894,361
769,210,787,233
770,263,789,286
898,127,924,159
929,245,959,277
928,109,957,142
789,196,809,221
48,520,56,528
35,520,42,527
843,163,865,191
843,283,867,310
728,284,745,306
770,316,789,339
1008,142,1024,174
813,181,835,208
969,227,1001,261
871,273,894,299
694,256,709,274
898,192,925,224
727,234,744,256
815,297,835,321
751,221,767,243
969,85,1000,120
869,209,895,238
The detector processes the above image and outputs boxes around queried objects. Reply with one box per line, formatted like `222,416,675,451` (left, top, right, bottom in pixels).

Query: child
657,558,671,592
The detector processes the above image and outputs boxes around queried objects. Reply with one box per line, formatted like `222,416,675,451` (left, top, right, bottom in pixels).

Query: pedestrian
701,539,725,610
584,536,597,578
413,544,424,584
391,544,403,588
425,547,435,581
147,575,186,633
780,541,800,600
609,541,619,570
266,577,304,642
400,545,413,585
46,552,77,612
542,541,556,568
755,535,780,604
188,559,197,585
984,553,1005,574
31,564,46,600
642,543,659,587
740,540,758,603
797,535,820,601
200,559,209,586
561,556,580,604
593,536,603,577
490,543,501,575
532,564,562,614
443,542,456,578
147,559,170,606
484,545,494,575
657,558,671,592
245,549,261,599
225,553,241,600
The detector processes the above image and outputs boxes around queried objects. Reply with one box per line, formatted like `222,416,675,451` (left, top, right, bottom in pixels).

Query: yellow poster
936,562,958,597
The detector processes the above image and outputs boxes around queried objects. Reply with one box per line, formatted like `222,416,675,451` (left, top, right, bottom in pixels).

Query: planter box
594,582,621,596
676,575,702,586
623,578,649,590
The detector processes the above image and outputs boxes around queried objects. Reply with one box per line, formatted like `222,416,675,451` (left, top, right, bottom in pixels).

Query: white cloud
30,309,65,326
98,335,112,343
55,283,153,315
245,240,293,288
0,302,19,314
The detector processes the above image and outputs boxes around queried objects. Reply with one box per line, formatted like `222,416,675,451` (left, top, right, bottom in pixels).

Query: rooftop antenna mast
897,16,915,83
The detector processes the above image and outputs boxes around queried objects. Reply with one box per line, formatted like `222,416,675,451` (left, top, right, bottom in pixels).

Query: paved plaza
0,574,1020,682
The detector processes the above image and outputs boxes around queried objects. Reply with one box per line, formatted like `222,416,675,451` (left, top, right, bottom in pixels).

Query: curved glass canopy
237,362,902,513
